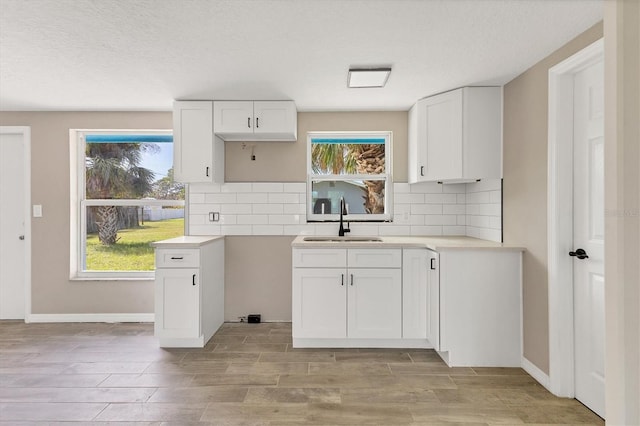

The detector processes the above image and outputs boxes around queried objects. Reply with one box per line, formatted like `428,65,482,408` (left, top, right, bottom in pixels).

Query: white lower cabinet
402,248,439,349
153,237,225,348
292,248,403,345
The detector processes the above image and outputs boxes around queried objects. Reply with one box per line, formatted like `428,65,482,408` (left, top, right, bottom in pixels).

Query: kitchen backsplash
188,179,502,242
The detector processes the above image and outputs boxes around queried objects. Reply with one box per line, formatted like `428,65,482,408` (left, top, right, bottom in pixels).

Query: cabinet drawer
156,249,200,268
348,249,401,268
293,248,347,268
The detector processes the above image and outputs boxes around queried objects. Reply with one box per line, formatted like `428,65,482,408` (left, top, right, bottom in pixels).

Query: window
71,130,185,279
307,131,392,222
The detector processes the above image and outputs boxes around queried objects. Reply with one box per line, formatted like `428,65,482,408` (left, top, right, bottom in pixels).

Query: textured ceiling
0,0,602,111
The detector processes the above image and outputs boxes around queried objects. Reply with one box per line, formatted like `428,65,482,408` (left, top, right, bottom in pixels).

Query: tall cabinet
408,86,502,183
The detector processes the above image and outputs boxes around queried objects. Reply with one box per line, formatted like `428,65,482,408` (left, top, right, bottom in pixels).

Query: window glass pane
311,140,385,175
311,180,386,215
84,205,184,271
85,139,184,201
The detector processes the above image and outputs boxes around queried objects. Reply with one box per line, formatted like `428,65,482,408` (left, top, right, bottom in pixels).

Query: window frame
70,129,184,280
306,131,393,223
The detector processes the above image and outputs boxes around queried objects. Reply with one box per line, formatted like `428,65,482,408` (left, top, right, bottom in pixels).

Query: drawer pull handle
192,274,196,286
430,258,436,270
341,274,344,286
350,274,354,286
170,256,183,260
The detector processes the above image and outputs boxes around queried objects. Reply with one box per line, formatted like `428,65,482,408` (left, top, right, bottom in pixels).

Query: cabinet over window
213,101,297,141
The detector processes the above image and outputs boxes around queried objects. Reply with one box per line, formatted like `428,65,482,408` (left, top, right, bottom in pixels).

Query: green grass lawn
86,218,184,271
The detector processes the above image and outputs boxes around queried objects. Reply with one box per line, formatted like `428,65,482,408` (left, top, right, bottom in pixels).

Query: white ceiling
0,0,602,112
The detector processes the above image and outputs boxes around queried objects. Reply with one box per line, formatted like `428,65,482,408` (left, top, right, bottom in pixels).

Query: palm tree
311,142,385,213
86,142,157,245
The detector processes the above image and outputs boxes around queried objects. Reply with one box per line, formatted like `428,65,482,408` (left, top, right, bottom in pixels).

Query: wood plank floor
0,321,604,425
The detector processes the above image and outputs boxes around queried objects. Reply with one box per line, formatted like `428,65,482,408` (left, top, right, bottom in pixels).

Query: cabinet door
426,250,440,351
292,268,347,338
213,101,254,135
402,249,428,339
422,89,463,181
253,101,297,140
173,101,213,183
155,268,200,339
408,102,427,183
347,269,402,339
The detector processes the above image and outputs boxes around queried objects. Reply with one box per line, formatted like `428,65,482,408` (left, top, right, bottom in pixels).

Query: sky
139,143,174,181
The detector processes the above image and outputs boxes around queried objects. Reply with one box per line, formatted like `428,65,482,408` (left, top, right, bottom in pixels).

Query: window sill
70,273,155,282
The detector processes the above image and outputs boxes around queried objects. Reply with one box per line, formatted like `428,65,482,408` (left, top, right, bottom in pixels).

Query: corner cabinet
213,101,297,141
153,237,224,347
173,101,224,183
408,86,502,183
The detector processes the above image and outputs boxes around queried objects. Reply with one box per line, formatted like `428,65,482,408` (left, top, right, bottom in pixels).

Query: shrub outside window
307,131,392,222
72,131,184,279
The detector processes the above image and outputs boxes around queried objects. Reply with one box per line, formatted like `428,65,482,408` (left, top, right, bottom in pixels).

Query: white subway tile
269,214,301,225
269,193,300,204
253,183,284,193
219,214,237,225
189,183,221,194
490,216,503,230
205,193,237,204
313,223,338,236
393,212,424,225
189,193,205,204
424,193,458,204
189,214,205,225
467,215,491,228
410,204,443,215
457,215,467,225
222,182,252,193
378,225,411,236
237,215,268,225
466,227,502,242
299,193,307,204
476,203,501,216
283,182,306,193
395,193,424,204
347,224,381,236
253,225,284,235
253,204,284,214
466,204,480,215
410,182,443,193
490,190,502,204
283,203,306,214
236,193,269,204
424,215,457,225
443,204,466,215
393,183,411,193
284,224,316,235
220,204,252,214
466,191,490,204
189,204,221,215
457,193,466,204
221,225,252,235
189,224,221,236
410,226,443,236
442,184,466,193
443,226,466,235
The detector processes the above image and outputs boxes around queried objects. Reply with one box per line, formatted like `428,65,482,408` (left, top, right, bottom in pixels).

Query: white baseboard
522,356,551,391
26,313,154,323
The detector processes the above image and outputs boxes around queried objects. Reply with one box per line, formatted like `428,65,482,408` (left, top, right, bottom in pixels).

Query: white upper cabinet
213,100,297,141
408,87,502,183
173,101,224,183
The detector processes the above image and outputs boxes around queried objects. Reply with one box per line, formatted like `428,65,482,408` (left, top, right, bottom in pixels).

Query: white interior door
572,59,605,418
0,130,27,319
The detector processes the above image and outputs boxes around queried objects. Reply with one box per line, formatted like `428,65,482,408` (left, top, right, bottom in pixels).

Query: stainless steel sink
302,236,383,242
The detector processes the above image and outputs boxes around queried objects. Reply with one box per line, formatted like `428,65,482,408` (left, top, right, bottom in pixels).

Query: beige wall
503,22,603,374
0,112,172,314
225,111,408,182
0,110,407,318
604,0,640,422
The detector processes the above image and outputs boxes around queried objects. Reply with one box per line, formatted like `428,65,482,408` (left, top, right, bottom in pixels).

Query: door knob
569,248,589,259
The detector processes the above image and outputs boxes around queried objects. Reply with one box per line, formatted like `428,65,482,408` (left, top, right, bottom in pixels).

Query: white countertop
291,235,524,251
151,235,224,248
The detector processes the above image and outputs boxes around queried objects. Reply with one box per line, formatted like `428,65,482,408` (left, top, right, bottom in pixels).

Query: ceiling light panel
347,68,391,88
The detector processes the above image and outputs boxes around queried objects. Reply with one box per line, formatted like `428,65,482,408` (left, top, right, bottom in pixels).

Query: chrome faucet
338,197,350,237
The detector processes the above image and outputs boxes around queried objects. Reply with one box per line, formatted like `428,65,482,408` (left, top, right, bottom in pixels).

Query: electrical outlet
209,212,220,222
238,316,247,323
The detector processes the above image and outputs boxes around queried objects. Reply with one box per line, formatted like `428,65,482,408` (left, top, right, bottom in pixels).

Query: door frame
0,126,32,321
547,38,603,397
